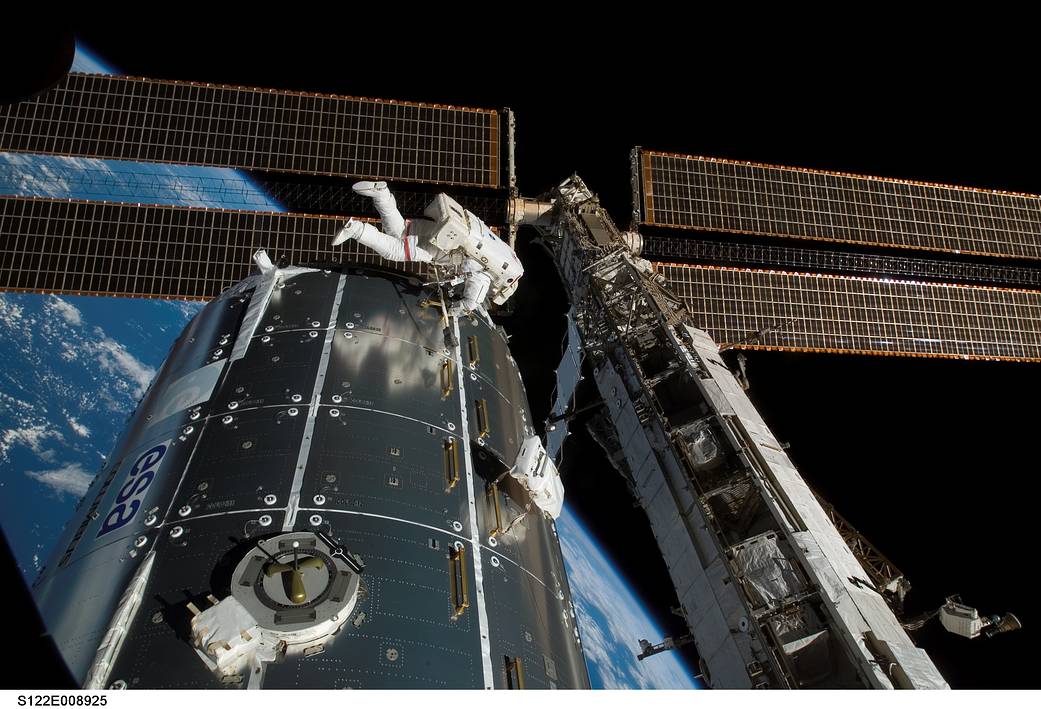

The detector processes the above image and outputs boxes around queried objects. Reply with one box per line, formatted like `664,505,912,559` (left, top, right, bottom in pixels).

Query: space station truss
540,175,948,689
655,263,1041,362
0,73,504,189
635,149,1041,261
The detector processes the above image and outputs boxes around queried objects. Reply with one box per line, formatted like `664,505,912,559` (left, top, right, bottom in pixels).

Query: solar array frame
656,262,1041,362
0,73,501,188
0,196,422,300
640,151,1041,261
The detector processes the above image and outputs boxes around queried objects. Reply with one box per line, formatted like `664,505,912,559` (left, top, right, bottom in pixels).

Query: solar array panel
656,263,1041,362
643,236,1041,288
639,151,1041,261
0,73,501,188
0,196,419,300
0,157,509,225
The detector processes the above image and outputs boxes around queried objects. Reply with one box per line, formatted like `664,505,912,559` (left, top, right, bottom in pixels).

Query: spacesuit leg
353,181,405,237
352,223,436,263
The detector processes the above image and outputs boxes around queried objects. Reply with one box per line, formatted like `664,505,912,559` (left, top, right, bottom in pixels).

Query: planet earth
0,45,698,690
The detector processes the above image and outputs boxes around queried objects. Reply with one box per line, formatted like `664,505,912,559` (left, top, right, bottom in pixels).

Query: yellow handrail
488,483,504,537
474,399,490,438
443,438,460,491
449,545,470,619
505,656,525,689
441,359,454,399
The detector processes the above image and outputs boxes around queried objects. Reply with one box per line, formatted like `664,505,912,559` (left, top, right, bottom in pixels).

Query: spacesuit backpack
424,193,524,305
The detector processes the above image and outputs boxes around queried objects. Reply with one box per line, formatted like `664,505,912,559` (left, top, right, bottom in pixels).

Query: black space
6,17,1038,689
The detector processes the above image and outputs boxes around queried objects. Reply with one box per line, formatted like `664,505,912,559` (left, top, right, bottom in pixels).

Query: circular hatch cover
231,531,360,641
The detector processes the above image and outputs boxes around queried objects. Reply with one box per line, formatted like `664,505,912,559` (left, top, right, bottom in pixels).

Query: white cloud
25,461,93,497
94,337,156,398
164,300,205,322
1,424,63,462
0,153,70,197
0,392,32,411
68,418,90,437
0,294,25,329
47,296,83,325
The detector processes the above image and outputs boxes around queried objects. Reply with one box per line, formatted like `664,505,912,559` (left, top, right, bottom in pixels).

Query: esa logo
97,441,170,538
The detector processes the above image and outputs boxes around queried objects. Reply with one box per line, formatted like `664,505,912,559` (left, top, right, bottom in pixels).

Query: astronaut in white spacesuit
333,182,522,316
333,183,564,519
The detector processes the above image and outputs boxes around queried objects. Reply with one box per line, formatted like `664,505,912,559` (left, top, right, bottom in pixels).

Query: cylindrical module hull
34,265,588,689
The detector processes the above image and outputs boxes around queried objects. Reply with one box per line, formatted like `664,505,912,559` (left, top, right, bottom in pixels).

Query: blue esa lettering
97,442,169,538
